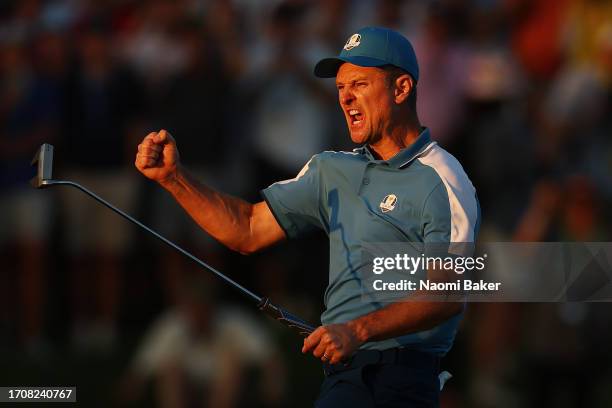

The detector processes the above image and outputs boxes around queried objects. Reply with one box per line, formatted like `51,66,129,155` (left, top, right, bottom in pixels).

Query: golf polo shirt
261,128,480,355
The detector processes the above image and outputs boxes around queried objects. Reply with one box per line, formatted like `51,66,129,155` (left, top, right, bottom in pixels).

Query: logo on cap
380,194,398,213
343,34,361,50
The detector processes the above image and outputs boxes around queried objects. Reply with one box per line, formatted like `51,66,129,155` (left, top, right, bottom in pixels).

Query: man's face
336,63,394,145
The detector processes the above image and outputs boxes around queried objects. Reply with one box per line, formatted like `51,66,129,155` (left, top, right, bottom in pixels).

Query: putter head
30,143,54,188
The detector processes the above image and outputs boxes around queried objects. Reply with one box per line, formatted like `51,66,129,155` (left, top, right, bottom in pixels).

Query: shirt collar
353,127,435,169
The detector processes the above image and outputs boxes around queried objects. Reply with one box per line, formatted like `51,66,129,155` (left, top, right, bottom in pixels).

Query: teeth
349,109,359,115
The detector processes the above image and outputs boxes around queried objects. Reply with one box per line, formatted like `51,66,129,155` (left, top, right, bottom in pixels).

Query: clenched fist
135,129,180,184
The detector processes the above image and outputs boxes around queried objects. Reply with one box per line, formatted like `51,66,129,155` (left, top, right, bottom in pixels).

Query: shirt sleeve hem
260,188,295,239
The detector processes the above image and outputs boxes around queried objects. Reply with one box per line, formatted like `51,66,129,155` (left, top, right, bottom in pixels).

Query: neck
369,122,422,161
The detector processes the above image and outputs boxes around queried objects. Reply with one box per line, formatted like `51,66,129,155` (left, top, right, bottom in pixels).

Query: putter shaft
46,179,263,303
32,143,315,337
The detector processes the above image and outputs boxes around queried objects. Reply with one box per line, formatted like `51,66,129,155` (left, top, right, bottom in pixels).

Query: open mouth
348,109,364,125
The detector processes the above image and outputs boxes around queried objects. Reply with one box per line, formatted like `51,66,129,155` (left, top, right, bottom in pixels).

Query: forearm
350,264,465,343
159,165,256,253
302,297,463,364
347,300,463,344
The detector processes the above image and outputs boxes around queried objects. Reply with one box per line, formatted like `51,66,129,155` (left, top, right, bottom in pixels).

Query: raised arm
135,130,286,254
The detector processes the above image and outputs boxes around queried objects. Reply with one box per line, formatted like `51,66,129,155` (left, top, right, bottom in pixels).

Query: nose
339,88,355,107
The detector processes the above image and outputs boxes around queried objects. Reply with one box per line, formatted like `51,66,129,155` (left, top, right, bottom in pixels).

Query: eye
336,84,344,91
356,82,367,88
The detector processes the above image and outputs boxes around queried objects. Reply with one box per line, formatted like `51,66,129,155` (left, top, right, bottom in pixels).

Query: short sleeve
218,309,274,363
422,182,452,244
130,312,188,377
422,180,479,256
261,155,324,238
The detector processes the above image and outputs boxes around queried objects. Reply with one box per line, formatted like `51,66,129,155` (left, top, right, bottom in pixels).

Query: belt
323,348,440,377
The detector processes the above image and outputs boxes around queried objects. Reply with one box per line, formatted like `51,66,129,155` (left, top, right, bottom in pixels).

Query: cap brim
314,56,391,78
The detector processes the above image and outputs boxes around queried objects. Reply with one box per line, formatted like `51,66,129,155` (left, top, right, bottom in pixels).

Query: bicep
246,201,286,253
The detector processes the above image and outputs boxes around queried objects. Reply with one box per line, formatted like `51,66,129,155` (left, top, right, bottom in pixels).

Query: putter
31,143,315,337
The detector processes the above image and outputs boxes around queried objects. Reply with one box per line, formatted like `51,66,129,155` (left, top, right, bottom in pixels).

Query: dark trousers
315,348,440,408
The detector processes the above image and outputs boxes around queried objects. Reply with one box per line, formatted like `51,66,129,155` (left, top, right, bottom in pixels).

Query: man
135,27,479,407
117,277,284,407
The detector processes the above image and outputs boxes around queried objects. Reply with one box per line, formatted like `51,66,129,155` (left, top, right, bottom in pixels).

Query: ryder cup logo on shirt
380,194,398,213
344,33,361,50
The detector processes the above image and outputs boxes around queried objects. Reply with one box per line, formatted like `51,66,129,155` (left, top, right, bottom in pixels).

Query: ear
394,74,414,104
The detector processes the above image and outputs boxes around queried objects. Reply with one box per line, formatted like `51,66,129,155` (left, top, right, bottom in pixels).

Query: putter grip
257,297,315,337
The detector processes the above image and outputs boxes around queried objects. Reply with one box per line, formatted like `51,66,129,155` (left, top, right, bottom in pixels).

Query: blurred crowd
0,0,611,407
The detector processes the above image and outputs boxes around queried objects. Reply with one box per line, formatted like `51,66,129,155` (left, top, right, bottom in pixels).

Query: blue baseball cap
314,27,419,82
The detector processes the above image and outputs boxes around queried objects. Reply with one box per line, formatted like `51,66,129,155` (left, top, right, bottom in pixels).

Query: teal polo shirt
261,128,480,355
